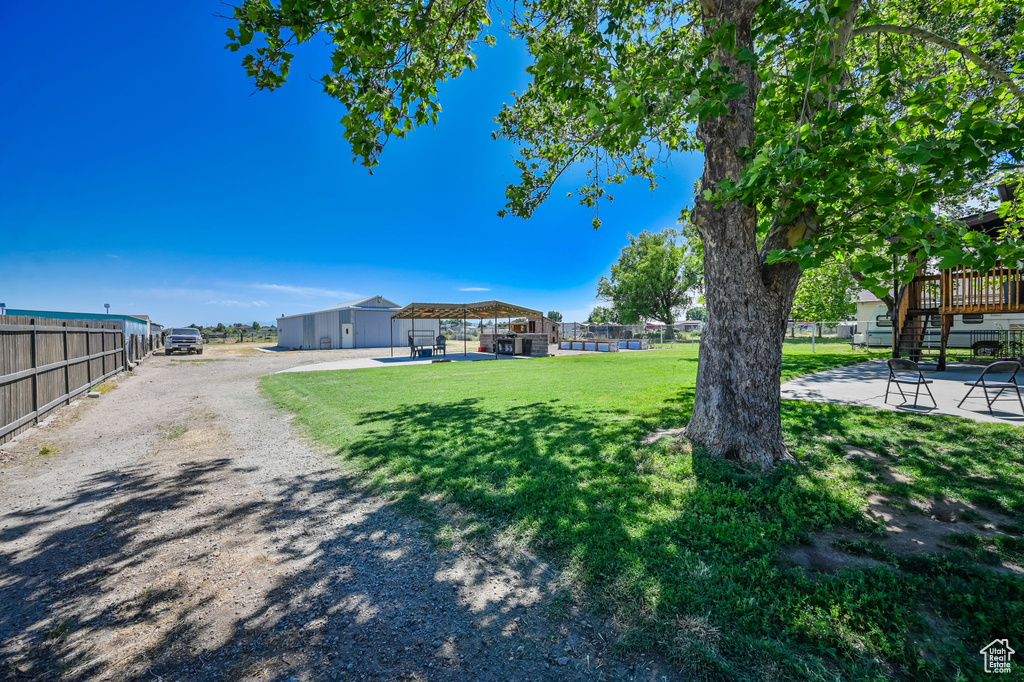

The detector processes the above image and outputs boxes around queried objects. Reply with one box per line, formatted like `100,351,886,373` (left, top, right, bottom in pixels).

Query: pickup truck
165,328,204,355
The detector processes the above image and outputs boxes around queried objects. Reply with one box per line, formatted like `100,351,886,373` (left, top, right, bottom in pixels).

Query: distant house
854,289,885,325
277,295,439,350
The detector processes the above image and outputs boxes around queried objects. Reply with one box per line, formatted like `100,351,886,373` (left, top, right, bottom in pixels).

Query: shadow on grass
782,400,1024,514
338,395,947,677
348,397,658,571
328,392,1024,679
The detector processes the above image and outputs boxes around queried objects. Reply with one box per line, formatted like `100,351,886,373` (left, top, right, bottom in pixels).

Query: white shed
276,296,439,350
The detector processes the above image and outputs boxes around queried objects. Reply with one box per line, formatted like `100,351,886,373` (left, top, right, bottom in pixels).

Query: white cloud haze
251,283,361,299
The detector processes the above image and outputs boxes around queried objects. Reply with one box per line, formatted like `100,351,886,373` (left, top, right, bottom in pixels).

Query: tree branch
851,24,1024,100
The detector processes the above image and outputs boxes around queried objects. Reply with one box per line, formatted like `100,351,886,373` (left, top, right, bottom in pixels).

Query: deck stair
895,308,944,368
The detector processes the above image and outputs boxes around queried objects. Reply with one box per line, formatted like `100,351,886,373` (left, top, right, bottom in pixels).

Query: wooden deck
939,266,1024,314
894,265,1024,370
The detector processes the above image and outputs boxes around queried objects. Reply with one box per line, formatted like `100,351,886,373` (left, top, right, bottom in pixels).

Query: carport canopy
391,300,541,320
390,300,542,357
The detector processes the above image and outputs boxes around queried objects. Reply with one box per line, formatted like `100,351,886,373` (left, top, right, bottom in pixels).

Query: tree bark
685,215,806,467
684,0,801,469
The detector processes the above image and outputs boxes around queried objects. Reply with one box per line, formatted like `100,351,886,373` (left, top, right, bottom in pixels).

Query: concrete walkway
781,359,1024,424
277,351,532,374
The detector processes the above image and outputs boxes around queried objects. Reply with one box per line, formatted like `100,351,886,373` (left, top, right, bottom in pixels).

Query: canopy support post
390,314,394,357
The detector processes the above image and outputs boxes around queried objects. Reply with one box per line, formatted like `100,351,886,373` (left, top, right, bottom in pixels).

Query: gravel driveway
0,346,677,681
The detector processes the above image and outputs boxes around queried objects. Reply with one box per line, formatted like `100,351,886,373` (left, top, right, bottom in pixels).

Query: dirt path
0,349,677,681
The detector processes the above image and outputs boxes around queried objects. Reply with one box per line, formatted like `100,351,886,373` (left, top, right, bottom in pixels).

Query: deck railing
904,273,943,310
940,266,1024,314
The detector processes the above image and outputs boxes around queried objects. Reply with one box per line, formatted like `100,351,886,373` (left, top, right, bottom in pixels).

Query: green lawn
262,345,1024,680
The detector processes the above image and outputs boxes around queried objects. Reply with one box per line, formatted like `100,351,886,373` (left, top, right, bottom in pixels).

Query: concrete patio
781,359,1024,424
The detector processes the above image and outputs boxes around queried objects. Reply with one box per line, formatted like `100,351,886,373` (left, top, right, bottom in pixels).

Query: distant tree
587,306,617,325
215,322,226,333
546,311,563,322
252,321,262,330
685,307,706,322
189,323,202,330
791,260,859,324
597,228,702,329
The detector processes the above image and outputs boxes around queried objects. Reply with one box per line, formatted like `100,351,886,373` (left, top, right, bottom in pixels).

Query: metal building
276,296,439,350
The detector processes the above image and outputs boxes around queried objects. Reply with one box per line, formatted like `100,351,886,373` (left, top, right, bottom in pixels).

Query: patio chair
884,358,936,408
408,336,417,358
957,360,1024,417
435,335,447,356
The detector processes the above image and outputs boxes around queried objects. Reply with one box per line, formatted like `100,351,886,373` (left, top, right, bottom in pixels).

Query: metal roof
130,314,163,327
278,295,402,320
392,300,542,320
4,309,149,324
322,295,401,311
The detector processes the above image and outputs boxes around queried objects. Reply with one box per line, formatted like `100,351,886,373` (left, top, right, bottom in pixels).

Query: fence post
812,323,817,353
30,319,40,424
62,322,70,405
86,324,93,384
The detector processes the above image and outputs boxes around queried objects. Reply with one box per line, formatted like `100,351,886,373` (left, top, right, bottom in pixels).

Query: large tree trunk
683,0,865,468
686,256,800,467
684,0,803,469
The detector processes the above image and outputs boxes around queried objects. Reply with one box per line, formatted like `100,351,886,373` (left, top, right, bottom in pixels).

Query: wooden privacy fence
128,331,163,363
1,316,126,443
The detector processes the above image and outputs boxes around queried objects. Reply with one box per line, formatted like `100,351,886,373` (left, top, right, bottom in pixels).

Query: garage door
354,310,392,347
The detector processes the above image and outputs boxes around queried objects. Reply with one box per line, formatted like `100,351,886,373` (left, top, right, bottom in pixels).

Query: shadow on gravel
0,453,651,681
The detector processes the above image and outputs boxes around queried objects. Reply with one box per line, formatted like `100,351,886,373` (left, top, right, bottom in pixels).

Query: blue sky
1,2,702,326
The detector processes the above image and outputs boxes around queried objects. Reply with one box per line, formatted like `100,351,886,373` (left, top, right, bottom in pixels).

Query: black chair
885,358,936,407
958,360,1023,417
435,335,447,356
408,336,417,358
